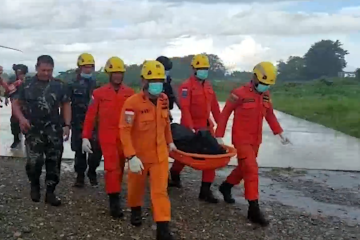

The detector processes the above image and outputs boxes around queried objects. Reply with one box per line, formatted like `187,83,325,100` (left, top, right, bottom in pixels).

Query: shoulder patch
181,88,188,97
124,109,135,124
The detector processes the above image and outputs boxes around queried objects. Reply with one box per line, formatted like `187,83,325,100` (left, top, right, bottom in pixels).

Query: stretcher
169,145,237,171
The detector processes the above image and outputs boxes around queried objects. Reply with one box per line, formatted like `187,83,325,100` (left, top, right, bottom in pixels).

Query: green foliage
55,39,353,88
277,56,306,81
304,40,348,79
355,68,360,79
277,40,349,82
56,53,231,87
210,78,360,138
268,79,360,138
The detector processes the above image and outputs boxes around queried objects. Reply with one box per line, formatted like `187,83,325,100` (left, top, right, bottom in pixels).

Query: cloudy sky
1,0,360,74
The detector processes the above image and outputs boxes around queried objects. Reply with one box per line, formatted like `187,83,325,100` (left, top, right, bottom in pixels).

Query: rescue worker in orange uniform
215,62,291,226
169,54,221,203
82,56,135,218
120,60,177,240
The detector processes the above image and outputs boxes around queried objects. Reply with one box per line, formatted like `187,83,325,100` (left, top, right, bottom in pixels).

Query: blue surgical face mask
196,69,208,80
80,73,93,79
165,70,170,77
148,82,163,96
255,83,270,92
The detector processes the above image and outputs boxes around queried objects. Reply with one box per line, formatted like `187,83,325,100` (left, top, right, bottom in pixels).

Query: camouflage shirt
12,76,70,127
68,76,96,130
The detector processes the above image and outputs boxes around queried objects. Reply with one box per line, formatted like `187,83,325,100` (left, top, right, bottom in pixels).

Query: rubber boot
10,135,20,149
219,181,235,204
45,186,61,206
156,221,174,240
30,180,40,202
168,170,182,188
198,182,218,204
130,206,142,226
247,200,269,226
108,193,123,218
73,173,85,188
87,170,98,186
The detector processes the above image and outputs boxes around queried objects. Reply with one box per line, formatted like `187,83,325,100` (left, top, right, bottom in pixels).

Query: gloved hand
82,138,93,154
128,156,144,174
169,143,177,151
278,132,291,145
216,138,224,145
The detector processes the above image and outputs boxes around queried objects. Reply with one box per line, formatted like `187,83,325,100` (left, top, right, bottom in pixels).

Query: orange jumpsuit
119,92,173,222
170,75,221,182
215,82,283,200
82,83,134,194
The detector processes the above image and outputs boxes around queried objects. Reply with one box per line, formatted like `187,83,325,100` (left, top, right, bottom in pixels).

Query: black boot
10,135,20,149
168,170,182,188
73,173,85,188
45,187,61,206
156,221,174,240
248,200,269,226
87,170,98,186
30,180,40,202
198,182,218,204
108,193,123,218
219,181,235,204
130,206,142,226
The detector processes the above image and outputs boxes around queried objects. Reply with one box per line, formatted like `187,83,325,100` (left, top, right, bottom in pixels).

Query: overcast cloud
0,0,359,74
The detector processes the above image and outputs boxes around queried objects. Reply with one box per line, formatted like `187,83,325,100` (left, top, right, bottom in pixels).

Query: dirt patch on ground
1,157,359,240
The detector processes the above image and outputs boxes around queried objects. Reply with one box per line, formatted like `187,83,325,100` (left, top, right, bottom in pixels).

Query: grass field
213,78,360,138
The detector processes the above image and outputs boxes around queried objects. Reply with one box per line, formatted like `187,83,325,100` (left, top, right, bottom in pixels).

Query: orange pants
127,159,171,222
226,144,260,201
101,139,125,194
170,124,216,183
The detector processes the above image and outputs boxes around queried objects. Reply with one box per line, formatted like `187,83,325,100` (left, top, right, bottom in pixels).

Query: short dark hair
36,55,54,67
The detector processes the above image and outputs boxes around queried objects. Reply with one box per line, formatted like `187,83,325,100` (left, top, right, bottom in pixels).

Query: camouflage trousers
25,126,64,189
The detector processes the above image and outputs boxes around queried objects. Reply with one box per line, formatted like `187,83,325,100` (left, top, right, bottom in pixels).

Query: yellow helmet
104,57,126,73
141,60,166,81
77,53,95,66
191,54,210,69
253,62,277,85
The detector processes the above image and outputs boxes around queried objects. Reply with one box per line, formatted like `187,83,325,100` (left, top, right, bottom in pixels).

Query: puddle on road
214,168,360,224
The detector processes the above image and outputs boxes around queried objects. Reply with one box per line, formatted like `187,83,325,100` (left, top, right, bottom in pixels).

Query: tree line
2,39,359,89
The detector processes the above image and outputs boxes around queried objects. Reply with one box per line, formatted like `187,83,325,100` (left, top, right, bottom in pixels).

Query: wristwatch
126,155,135,162
63,123,71,128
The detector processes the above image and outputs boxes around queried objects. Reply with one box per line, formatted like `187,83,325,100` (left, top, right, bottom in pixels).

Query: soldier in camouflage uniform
68,53,102,187
12,55,71,206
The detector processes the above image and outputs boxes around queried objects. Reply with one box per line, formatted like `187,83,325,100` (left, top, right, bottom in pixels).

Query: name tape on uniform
181,88,188,97
125,109,135,124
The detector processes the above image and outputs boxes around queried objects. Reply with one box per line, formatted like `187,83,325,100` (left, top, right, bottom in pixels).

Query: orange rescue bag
169,145,237,171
